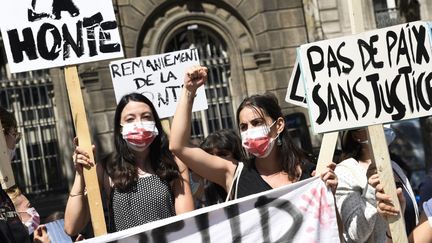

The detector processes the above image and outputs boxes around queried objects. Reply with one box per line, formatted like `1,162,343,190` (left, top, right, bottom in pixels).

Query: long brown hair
106,93,180,191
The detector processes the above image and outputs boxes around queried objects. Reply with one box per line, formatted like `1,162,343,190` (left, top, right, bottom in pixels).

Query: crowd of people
0,65,431,242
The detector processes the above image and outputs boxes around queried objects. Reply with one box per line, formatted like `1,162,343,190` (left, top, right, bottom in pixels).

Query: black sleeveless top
109,175,176,232
234,161,316,199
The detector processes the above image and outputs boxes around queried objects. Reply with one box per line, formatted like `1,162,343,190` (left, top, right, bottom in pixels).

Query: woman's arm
172,157,194,214
64,170,90,236
409,213,432,243
64,142,107,236
169,66,236,191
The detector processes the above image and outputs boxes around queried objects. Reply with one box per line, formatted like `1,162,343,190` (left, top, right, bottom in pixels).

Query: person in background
169,66,337,202
0,107,49,243
0,185,31,242
6,185,40,235
335,127,418,243
64,93,194,235
199,129,244,205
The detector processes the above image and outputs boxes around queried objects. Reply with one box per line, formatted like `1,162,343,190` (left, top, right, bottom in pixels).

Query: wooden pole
64,66,107,236
367,124,407,242
0,122,16,189
315,131,338,174
348,0,407,241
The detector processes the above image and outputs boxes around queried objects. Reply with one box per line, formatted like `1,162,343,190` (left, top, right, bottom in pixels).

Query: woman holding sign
335,128,418,242
64,93,194,234
169,66,337,201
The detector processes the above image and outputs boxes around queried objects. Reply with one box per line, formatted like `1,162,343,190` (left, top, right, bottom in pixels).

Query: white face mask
121,121,159,152
8,148,16,160
241,121,279,158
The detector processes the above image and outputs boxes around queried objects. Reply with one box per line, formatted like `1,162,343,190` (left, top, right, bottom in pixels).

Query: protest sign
285,60,307,108
0,0,123,73
298,21,432,134
109,49,208,118
82,177,339,243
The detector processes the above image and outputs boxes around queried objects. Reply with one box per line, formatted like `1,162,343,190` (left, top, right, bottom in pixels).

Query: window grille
165,25,234,140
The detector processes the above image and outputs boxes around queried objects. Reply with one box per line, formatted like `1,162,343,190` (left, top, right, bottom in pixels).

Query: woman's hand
33,225,50,243
72,137,95,175
184,66,208,93
318,162,338,194
369,174,405,218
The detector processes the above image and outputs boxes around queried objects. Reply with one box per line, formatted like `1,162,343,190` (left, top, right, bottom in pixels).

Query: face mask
121,121,159,152
241,121,279,158
8,148,16,160
23,207,40,235
384,126,396,146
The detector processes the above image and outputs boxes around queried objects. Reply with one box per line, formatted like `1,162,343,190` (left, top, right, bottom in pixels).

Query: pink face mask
241,121,279,158
22,207,40,235
121,121,159,151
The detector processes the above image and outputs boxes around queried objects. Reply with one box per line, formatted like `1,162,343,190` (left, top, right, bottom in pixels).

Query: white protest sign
298,21,432,134
109,49,208,118
285,59,308,108
82,177,339,243
0,0,123,73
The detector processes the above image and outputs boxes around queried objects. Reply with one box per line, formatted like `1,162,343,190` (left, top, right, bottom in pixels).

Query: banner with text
0,0,123,73
298,21,432,133
109,49,207,118
82,177,339,243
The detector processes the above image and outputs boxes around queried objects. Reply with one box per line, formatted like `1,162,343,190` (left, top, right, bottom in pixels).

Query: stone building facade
1,0,431,217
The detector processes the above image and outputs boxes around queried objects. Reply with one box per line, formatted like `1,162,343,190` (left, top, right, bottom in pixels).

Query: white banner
0,0,123,73
109,49,208,118
298,21,432,133
82,177,339,243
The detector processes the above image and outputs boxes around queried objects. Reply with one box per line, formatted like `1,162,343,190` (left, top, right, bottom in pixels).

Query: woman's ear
276,117,285,134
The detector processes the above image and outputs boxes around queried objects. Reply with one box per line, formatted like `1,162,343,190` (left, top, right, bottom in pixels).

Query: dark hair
200,129,244,161
236,93,307,181
339,129,363,162
106,93,180,191
0,107,17,133
200,129,243,205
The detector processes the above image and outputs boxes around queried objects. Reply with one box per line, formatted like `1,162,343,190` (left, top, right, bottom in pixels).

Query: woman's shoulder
335,158,359,171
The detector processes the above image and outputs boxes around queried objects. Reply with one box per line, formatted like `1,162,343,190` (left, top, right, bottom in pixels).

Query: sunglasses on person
3,129,22,144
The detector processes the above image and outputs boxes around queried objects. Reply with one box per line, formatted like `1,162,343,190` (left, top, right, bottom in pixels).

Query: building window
374,0,403,28
165,25,234,140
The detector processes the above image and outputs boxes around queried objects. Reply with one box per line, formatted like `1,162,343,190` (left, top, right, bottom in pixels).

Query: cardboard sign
0,0,123,73
285,60,308,108
298,21,432,133
109,49,208,118
82,177,339,243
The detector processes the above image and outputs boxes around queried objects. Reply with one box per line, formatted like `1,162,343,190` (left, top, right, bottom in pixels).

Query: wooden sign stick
0,122,16,189
315,131,338,174
64,66,107,236
367,124,407,242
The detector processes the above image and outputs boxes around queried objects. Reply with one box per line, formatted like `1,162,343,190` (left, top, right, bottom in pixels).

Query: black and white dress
109,174,175,232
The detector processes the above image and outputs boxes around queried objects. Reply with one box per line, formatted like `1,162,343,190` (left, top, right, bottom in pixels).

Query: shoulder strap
225,162,244,202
